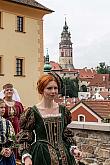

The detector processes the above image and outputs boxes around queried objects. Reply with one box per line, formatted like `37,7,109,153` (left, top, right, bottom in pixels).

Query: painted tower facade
59,19,74,69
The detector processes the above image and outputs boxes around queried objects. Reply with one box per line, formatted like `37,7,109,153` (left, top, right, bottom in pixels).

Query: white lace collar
42,113,61,118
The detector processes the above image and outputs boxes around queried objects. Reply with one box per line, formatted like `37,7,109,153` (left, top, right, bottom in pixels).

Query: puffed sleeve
16,107,35,156
62,106,76,147
4,119,15,148
18,102,24,115
8,120,15,141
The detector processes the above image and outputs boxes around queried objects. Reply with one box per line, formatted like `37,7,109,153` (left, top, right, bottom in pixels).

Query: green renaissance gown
17,105,77,165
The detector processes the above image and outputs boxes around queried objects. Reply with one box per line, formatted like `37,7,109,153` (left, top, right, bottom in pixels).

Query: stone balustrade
68,122,110,165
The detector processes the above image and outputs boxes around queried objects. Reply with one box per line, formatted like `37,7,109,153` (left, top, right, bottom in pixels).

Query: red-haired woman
17,72,82,165
3,84,24,135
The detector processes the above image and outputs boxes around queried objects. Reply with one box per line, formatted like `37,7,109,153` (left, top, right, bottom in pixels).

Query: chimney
91,68,93,73
84,67,87,72
103,76,106,81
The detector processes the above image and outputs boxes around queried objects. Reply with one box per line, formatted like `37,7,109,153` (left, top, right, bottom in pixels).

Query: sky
38,0,110,69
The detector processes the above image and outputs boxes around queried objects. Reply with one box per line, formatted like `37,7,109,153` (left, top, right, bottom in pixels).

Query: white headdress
0,88,21,102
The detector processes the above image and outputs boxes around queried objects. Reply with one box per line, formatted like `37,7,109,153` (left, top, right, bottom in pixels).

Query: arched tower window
61,52,64,57
80,85,87,92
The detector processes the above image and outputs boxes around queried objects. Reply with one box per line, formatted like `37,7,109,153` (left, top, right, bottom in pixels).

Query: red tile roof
99,92,110,99
50,61,96,80
50,61,62,71
55,97,79,110
76,68,96,80
62,68,78,73
89,74,110,88
79,100,110,119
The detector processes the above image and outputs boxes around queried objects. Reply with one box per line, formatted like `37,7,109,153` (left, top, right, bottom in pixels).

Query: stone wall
68,122,110,165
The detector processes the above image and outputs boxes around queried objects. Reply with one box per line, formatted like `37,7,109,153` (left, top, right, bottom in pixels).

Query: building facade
0,0,52,107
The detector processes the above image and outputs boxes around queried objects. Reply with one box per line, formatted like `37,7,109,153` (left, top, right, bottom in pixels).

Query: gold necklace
4,100,15,107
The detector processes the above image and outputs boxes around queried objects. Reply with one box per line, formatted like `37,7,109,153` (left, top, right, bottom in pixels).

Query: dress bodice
43,114,62,146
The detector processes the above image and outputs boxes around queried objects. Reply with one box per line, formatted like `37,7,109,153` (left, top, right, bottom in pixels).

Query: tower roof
60,17,72,45
63,17,68,32
44,49,52,72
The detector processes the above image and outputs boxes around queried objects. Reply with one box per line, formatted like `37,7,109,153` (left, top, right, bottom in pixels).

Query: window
0,12,1,28
0,11,3,28
95,88,97,91
100,88,102,91
71,51,72,57
61,52,64,57
16,58,24,76
0,56,2,74
17,16,24,32
0,56,4,75
78,115,85,122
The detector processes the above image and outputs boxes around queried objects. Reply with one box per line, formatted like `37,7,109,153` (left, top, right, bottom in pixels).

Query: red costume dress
3,101,24,134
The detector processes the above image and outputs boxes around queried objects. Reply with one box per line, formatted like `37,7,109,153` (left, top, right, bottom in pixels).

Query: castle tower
59,18,74,69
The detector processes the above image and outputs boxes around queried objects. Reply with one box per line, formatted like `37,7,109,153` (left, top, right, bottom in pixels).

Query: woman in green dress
17,72,82,165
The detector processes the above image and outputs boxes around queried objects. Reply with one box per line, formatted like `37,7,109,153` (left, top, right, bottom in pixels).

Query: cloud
38,0,110,68
74,33,110,68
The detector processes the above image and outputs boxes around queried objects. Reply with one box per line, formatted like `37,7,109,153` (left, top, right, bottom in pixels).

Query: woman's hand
70,146,82,161
73,148,82,160
24,156,32,165
1,148,12,157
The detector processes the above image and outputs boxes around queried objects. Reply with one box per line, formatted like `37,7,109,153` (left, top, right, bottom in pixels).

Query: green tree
97,62,110,74
61,77,79,97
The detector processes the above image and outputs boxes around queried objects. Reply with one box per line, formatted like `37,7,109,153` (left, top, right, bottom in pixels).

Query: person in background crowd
0,99,16,165
0,88,21,102
17,72,82,165
2,83,24,134
2,83,24,160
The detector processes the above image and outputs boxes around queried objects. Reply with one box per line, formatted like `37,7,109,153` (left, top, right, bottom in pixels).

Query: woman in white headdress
0,88,21,101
